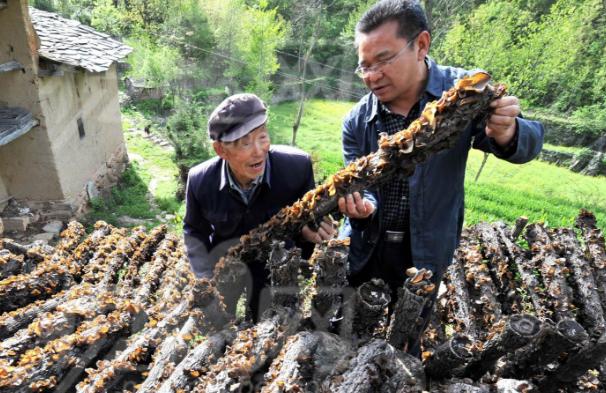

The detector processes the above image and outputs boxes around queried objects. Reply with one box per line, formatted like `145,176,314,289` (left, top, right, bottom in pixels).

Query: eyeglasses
354,32,420,78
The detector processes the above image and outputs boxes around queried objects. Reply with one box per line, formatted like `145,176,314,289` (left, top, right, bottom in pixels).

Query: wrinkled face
356,21,427,104
214,125,271,188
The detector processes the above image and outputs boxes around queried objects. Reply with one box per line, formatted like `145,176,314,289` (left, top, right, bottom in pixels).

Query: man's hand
301,216,338,244
486,96,520,147
338,191,375,219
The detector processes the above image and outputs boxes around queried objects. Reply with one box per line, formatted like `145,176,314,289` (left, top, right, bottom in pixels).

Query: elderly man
338,0,544,305
184,93,334,318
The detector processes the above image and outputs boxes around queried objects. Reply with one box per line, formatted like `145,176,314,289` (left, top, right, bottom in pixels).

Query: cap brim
219,113,268,142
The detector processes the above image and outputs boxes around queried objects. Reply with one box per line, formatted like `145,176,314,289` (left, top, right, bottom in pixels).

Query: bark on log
460,231,503,335
153,327,237,393
134,316,197,393
0,251,24,280
0,303,139,392
494,225,549,318
214,73,506,314
340,279,390,345
193,308,299,393
576,210,606,312
476,223,519,314
387,268,435,351
0,223,111,313
75,282,202,393
261,331,351,393
539,330,605,392
463,314,541,380
267,241,301,310
132,235,180,306
0,284,120,365
497,319,588,379
117,225,167,299
424,335,474,379
442,258,480,338
322,339,425,393
310,239,349,332
525,223,576,321
511,216,529,241
554,228,606,336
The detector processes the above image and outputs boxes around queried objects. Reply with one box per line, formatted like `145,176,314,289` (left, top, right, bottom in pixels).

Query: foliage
124,34,182,88
434,0,606,119
165,99,213,200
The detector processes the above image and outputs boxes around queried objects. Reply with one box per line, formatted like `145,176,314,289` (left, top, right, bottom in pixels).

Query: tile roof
28,7,132,73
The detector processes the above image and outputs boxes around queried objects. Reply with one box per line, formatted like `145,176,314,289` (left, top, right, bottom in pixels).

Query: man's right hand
338,191,375,219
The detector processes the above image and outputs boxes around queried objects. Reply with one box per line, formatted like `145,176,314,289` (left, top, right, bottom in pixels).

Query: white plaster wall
38,63,126,201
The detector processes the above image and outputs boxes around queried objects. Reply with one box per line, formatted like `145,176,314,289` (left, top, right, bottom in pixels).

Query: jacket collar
366,56,443,123
219,152,272,191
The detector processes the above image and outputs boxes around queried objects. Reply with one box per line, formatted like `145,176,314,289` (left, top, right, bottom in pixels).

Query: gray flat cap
208,93,268,142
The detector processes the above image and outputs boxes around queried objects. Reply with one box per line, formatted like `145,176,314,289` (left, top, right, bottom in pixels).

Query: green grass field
90,99,606,232
270,99,606,229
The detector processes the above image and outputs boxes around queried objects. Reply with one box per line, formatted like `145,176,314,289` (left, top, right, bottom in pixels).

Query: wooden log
387,268,435,351
475,223,520,314
497,319,588,379
0,302,140,393
459,231,503,336
538,330,605,392
525,223,576,321
494,225,550,318
75,282,202,393
267,240,301,310
192,307,299,393
132,235,180,306
214,73,506,314
463,314,541,380
134,317,195,393
442,257,480,338
0,223,111,313
511,216,529,241
0,251,24,280
554,228,606,336
0,239,48,274
340,279,391,345
424,335,474,379
576,210,606,312
81,228,130,284
0,284,119,365
136,280,232,392
117,225,167,299
261,331,352,393
322,338,425,393
153,327,237,393
310,239,349,331
432,380,491,393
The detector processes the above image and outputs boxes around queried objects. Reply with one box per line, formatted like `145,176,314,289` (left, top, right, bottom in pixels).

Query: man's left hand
301,216,338,244
486,96,520,147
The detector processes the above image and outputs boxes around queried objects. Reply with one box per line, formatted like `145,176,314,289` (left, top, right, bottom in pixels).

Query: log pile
1,72,604,391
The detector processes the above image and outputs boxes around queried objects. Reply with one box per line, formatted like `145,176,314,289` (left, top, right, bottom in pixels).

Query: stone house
0,0,132,234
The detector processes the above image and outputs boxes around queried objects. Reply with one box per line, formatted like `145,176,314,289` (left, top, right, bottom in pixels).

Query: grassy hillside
269,99,606,229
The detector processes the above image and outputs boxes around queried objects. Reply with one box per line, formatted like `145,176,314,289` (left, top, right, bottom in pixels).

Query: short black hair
356,0,429,44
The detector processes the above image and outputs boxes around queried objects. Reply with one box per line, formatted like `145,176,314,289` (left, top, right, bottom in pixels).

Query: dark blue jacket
340,58,544,278
183,144,315,277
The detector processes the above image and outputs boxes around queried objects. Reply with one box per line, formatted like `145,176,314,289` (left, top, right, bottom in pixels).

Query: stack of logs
0,211,603,392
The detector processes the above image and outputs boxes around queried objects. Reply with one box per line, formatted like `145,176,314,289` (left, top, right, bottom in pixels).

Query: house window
77,118,85,139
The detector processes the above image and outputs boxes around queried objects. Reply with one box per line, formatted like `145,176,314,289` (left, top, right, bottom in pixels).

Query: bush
165,100,213,200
